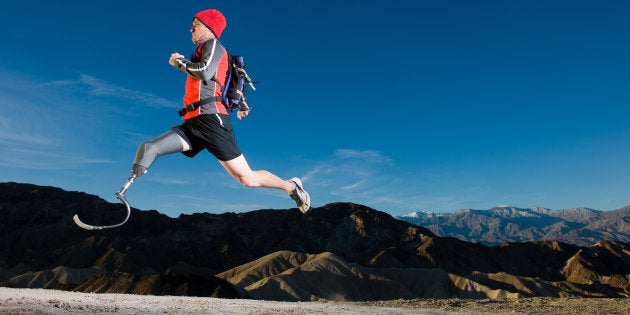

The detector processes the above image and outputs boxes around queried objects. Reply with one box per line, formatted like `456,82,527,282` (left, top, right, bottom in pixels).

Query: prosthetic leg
73,176,135,230
73,130,186,230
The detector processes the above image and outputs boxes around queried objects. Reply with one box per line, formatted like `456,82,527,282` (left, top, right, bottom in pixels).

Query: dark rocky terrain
1,182,628,301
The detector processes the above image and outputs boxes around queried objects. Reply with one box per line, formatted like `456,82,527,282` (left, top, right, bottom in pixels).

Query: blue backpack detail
222,55,256,112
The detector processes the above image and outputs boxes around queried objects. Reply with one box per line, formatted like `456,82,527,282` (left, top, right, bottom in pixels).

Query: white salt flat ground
0,287,462,315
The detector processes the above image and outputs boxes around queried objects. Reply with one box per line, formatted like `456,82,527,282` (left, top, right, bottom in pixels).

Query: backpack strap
178,96,223,116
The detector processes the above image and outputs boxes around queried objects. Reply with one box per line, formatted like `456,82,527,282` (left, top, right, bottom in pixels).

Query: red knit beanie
194,9,226,38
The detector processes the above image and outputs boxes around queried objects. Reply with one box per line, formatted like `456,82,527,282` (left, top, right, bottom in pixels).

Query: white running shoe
288,177,311,213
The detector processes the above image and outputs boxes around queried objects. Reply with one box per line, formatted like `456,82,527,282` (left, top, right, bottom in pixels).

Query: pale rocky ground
1,287,629,315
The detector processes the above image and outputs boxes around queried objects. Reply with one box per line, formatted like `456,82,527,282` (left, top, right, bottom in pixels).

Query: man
124,9,310,213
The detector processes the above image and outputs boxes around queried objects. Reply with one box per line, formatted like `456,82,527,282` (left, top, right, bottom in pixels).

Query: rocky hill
398,206,630,246
0,182,628,300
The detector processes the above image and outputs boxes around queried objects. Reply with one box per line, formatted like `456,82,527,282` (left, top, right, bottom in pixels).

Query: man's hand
237,110,250,120
169,53,185,67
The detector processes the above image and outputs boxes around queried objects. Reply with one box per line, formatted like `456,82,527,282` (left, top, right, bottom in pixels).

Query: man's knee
237,173,260,188
132,141,158,177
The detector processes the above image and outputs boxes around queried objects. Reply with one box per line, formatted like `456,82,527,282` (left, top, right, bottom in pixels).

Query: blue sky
1,1,630,217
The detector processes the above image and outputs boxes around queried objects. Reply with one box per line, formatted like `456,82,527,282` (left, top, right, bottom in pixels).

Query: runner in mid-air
128,9,310,213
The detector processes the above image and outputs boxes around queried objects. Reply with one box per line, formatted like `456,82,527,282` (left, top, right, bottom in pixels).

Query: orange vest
180,39,230,120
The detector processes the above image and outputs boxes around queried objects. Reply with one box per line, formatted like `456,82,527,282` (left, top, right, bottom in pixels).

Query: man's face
190,18,212,44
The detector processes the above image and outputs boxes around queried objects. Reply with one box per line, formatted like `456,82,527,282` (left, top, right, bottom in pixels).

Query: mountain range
397,206,630,246
0,182,628,301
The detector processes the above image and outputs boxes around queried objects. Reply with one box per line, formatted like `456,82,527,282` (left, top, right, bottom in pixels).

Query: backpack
221,55,256,112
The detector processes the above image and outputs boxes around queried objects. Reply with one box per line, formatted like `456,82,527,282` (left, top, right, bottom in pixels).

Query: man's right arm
169,53,186,68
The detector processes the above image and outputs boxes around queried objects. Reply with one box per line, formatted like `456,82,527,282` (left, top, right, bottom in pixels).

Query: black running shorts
171,114,242,161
